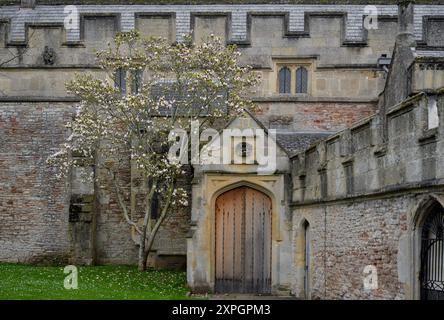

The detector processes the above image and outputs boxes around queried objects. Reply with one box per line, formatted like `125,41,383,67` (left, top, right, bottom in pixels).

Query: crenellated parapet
3,4,444,46
291,89,444,204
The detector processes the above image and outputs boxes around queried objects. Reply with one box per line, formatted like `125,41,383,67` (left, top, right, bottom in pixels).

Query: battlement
0,4,443,46
1,4,443,100
291,88,444,204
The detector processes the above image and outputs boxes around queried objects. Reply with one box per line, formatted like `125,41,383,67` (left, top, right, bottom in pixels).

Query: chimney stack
21,0,36,9
398,0,415,35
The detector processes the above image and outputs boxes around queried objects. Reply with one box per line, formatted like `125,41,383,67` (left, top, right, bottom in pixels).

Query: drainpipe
398,0,415,36
324,205,327,299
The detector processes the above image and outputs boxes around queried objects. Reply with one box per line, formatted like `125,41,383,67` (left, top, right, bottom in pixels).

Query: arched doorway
420,202,444,300
214,186,272,293
303,220,311,298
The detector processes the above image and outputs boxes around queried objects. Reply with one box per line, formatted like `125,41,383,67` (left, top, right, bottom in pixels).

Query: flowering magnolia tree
48,31,258,271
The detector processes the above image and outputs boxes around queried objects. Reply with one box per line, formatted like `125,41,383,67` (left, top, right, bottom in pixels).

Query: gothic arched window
278,67,291,94
303,220,311,298
296,66,308,94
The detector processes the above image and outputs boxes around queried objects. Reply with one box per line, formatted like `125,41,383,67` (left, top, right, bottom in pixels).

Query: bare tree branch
0,30,35,68
108,168,142,236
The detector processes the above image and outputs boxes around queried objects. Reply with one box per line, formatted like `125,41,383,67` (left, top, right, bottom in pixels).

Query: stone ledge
253,96,378,103
290,179,444,207
0,96,81,102
418,127,438,145
386,92,425,117
0,64,100,69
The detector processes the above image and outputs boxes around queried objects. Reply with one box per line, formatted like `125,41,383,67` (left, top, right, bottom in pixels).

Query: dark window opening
115,68,127,94
296,66,308,94
303,220,310,298
278,67,291,94
239,142,252,158
132,70,143,94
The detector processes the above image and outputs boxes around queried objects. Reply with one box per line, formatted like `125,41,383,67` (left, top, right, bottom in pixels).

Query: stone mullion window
277,64,310,95
278,66,291,94
131,70,143,94
296,66,308,94
115,68,127,95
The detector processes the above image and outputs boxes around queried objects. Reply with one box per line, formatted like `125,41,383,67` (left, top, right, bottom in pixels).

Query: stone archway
214,186,272,293
187,174,291,294
303,220,311,298
293,217,311,299
418,202,444,300
410,194,444,300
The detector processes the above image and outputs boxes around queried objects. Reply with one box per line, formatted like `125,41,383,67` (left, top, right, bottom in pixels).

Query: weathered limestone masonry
0,1,404,267
1,1,444,299
290,1,444,299
291,91,444,299
0,102,73,264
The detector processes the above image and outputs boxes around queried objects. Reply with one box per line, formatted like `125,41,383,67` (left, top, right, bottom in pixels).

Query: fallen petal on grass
0,264,194,300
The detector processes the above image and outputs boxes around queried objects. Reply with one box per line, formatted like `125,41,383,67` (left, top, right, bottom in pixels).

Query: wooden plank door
215,186,272,293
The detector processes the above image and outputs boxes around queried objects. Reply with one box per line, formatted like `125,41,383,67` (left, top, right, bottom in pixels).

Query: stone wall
0,4,402,137
1,2,443,275
0,5,399,99
293,196,412,299
292,91,444,203
0,99,191,267
92,162,191,267
290,89,444,299
256,101,377,133
0,102,73,264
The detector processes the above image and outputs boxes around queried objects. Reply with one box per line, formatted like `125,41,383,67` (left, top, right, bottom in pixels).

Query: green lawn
0,264,190,300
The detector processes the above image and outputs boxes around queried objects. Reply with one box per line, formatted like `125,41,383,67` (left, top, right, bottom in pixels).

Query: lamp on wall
377,54,392,73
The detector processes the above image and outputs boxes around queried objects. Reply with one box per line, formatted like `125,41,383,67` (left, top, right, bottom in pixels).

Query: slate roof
242,108,332,156
275,132,331,156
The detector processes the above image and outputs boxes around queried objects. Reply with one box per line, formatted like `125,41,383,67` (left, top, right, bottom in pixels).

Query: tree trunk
138,180,157,271
142,184,174,267
138,225,149,271
142,213,167,267
108,169,151,271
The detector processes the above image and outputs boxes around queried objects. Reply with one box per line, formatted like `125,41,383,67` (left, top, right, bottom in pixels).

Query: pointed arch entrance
419,201,444,300
303,220,311,298
214,186,272,293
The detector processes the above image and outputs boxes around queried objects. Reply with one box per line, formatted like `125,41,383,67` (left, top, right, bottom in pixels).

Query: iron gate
420,207,444,300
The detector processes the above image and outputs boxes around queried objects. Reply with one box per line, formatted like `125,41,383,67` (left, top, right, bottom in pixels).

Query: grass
0,264,191,300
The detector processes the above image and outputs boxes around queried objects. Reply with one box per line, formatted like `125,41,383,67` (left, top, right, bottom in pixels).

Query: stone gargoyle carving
42,46,55,65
